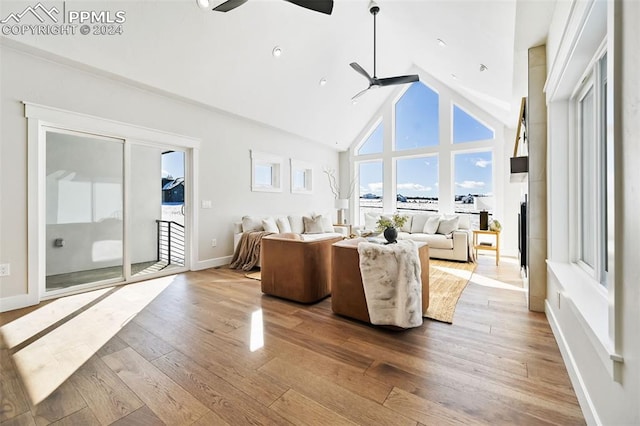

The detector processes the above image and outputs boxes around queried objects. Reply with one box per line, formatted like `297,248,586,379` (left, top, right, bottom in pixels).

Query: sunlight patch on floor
7,276,175,405
0,288,110,349
469,273,526,292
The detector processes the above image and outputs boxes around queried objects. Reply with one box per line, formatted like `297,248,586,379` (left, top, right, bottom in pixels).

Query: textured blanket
230,231,273,271
357,240,423,328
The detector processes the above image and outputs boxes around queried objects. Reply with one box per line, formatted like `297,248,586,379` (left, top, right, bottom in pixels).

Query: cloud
162,169,172,178
456,180,485,189
397,183,432,192
368,182,383,192
475,159,492,168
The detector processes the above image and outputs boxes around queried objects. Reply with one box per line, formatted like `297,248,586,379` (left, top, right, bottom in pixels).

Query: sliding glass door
45,130,124,291
44,128,188,296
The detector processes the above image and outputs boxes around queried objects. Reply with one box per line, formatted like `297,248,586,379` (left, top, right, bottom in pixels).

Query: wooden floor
0,255,585,425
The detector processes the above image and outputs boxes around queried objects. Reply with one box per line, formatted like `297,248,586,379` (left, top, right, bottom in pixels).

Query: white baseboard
545,300,600,426
192,255,233,271
0,293,39,313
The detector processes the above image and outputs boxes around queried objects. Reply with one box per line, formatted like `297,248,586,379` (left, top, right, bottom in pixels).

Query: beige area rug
245,271,262,280
425,259,476,323
242,260,475,323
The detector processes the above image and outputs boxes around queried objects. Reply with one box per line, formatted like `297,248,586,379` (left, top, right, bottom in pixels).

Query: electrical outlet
0,263,10,277
211,239,217,247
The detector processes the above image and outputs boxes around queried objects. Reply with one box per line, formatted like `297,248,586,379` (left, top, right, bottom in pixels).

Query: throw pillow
276,217,292,233
303,215,325,234
364,212,381,230
261,217,279,233
410,213,434,233
241,216,263,232
321,216,334,233
422,215,440,234
437,216,459,235
288,215,305,234
399,214,413,233
443,214,470,230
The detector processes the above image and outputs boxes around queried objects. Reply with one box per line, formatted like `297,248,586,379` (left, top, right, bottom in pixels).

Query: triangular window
453,105,494,143
395,82,439,150
357,122,383,155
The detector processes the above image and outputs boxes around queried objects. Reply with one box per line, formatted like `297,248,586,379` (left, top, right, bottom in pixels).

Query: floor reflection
249,308,264,352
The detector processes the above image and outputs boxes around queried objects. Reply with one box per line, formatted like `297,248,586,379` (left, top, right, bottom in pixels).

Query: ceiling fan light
196,0,210,9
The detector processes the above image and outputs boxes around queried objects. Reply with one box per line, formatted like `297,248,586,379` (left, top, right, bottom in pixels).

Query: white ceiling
1,0,556,150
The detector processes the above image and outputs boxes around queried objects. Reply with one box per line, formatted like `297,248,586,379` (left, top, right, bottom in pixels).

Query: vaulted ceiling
1,0,555,150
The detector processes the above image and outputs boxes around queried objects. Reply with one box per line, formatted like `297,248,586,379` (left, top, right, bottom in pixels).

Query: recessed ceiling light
479,64,488,72
352,99,358,105
196,0,210,9
437,38,446,47
319,78,327,86
451,74,457,80
272,46,283,58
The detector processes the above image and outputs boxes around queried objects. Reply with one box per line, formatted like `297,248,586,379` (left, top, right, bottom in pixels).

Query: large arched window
351,79,500,226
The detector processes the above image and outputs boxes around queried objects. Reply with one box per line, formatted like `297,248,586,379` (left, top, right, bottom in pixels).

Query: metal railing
156,220,185,266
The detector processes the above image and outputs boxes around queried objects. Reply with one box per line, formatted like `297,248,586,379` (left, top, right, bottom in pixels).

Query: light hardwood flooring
0,254,585,425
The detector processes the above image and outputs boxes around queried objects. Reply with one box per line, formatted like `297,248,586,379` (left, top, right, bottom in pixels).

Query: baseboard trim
0,293,39,313
192,255,233,271
545,300,601,426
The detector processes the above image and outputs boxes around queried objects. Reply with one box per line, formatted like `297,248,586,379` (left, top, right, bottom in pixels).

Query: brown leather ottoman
331,239,430,323
261,233,344,303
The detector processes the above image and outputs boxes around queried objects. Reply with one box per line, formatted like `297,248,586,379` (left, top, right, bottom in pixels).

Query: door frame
25,102,201,304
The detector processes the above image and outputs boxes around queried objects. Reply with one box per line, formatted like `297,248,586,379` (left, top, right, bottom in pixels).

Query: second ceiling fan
350,1,419,101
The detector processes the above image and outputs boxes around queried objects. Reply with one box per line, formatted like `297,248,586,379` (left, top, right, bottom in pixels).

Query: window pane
255,164,273,186
357,122,383,155
454,151,493,220
395,82,439,151
396,156,439,212
453,105,494,143
580,88,595,268
293,170,306,191
358,161,383,223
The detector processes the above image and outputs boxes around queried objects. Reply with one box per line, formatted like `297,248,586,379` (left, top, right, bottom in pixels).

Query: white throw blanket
357,240,423,328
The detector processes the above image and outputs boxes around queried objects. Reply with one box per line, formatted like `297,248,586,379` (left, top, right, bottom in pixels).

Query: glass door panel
45,130,124,291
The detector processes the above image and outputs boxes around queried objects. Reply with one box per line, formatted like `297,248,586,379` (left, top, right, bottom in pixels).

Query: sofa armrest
451,230,469,245
233,222,243,234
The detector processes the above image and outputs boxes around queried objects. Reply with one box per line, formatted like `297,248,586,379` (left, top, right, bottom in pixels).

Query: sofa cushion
437,216,459,235
405,233,454,250
262,217,279,233
276,217,292,233
444,213,470,230
422,215,440,234
363,212,381,230
410,213,436,233
242,216,263,232
303,215,325,234
398,213,413,232
321,215,334,232
288,215,305,234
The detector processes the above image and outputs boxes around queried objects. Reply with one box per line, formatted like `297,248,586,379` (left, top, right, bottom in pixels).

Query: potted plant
376,213,408,244
489,219,502,232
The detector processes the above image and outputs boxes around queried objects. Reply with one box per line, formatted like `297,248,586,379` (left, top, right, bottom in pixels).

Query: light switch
201,200,212,209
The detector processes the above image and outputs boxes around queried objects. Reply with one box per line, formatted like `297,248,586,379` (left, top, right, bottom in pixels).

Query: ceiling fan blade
212,0,248,12
377,74,420,87
351,87,371,101
350,63,374,84
284,0,333,15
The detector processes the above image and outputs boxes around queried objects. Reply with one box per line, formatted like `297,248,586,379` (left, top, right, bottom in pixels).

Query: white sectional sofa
358,211,474,262
233,213,346,251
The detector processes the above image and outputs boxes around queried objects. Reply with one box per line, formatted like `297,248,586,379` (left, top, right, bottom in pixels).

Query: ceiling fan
350,1,419,101
198,0,333,15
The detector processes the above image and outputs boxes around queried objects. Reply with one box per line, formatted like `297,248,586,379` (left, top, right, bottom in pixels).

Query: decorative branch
323,167,356,200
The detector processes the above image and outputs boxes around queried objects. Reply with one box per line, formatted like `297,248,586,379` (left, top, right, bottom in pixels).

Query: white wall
0,43,339,302
544,0,640,424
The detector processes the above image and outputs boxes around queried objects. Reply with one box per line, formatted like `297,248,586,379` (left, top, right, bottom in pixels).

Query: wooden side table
472,229,500,265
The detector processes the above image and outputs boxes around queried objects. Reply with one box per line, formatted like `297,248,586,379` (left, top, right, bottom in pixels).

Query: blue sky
162,151,184,179
358,82,493,199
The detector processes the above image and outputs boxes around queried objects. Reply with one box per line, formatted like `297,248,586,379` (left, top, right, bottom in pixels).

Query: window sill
546,261,623,379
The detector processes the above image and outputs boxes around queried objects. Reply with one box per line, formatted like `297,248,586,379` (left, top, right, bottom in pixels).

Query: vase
383,226,397,244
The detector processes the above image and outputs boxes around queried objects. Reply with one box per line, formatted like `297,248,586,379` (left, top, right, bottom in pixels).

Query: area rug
424,259,476,323
245,271,261,280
